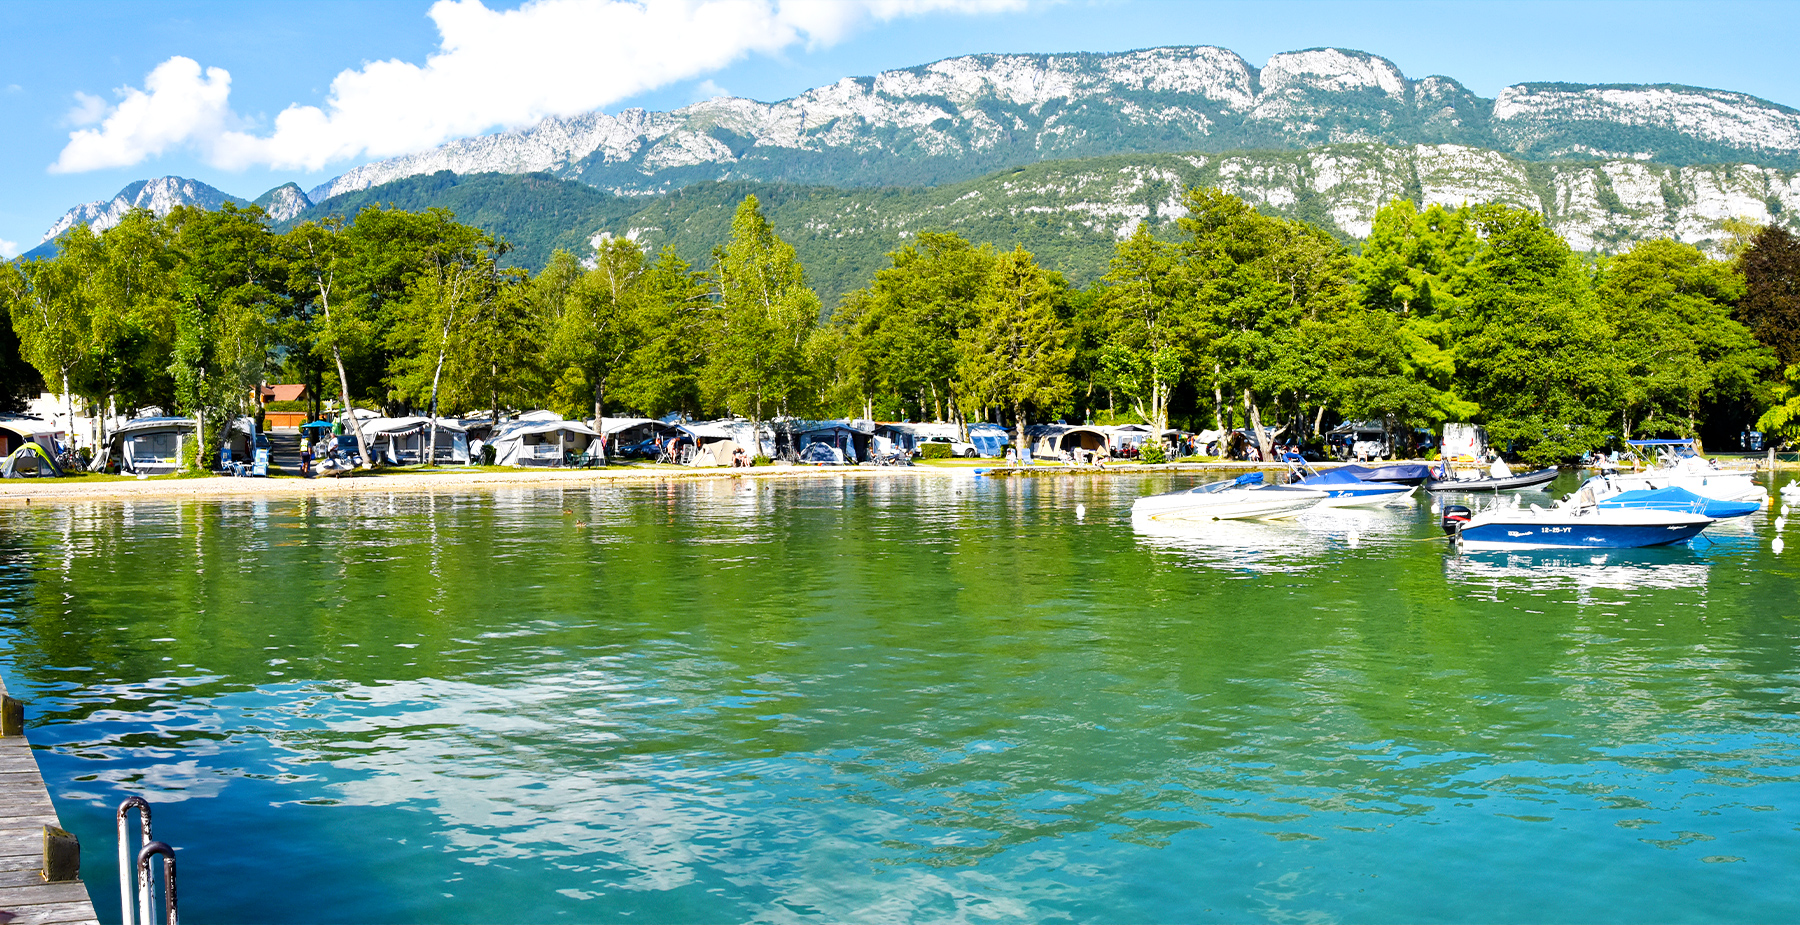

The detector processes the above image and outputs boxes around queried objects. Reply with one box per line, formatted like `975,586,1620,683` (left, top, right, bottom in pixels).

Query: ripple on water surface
1,474,1798,923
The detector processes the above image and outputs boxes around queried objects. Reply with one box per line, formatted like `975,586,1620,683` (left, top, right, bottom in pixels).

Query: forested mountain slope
279,142,1800,306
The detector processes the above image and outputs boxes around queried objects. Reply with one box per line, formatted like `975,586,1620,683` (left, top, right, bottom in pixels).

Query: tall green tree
3,240,92,445
830,231,996,424
1737,225,1800,371
955,246,1073,451
552,237,647,442
616,248,710,417
1097,222,1189,436
383,223,509,462
703,196,821,443
1597,239,1770,438
284,217,375,466
1454,204,1619,464
1355,200,1482,423
1176,188,1354,460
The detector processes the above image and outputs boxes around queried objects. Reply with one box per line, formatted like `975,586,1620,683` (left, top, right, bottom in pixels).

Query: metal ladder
117,797,177,925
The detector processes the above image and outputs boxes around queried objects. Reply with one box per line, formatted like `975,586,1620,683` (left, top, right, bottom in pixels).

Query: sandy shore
0,460,1255,504
6,457,1788,505
0,463,949,503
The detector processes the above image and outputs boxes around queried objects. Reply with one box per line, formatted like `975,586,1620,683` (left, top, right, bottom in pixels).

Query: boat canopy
1598,486,1759,518
1625,439,1699,446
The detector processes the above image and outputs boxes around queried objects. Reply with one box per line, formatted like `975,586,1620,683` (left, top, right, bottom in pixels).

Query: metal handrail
117,797,151,925
136,841,177,925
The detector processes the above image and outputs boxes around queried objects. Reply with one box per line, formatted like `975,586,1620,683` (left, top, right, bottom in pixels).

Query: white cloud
0,238,20,259
51,57,234,173
691,79,730,102
52,0,1026,175
65,91,108,126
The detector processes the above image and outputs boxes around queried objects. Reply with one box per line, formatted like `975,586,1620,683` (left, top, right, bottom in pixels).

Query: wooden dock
0,678,97,925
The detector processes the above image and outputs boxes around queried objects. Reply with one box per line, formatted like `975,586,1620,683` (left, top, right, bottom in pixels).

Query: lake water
2,471,1798,924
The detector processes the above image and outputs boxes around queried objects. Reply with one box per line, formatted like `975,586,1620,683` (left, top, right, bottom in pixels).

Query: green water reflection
1,474,1798,923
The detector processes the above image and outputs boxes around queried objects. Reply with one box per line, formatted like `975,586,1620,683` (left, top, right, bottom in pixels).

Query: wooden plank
0,680,93,923
0,882,95,905
0,901,101,925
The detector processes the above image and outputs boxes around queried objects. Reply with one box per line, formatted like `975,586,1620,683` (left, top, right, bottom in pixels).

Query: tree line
6,186,1799,468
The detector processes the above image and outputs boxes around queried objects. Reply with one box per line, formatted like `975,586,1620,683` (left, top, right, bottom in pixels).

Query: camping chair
568,447,606,468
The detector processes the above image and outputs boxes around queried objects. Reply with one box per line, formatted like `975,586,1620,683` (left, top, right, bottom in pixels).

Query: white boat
1581,453,1765,507
1283,459,1418,508
1132,473,1325,522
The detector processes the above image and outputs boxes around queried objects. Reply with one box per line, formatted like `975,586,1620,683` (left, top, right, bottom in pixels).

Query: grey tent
0,443,62,478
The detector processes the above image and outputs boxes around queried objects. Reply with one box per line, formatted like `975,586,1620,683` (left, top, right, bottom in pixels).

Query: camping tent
110,417,197,475
0,443,62,478
688,439,746,467
488,419,601,466
359,417,470,465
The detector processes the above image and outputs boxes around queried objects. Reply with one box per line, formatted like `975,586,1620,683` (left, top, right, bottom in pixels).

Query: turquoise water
2,472,1799,923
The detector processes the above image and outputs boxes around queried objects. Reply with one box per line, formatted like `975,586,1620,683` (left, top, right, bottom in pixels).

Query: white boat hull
1132,486,1325,521
1310,485,1416,508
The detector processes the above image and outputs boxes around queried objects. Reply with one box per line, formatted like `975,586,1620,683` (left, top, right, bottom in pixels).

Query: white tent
360,417,469,465
489,419,601,466
110,417,196,475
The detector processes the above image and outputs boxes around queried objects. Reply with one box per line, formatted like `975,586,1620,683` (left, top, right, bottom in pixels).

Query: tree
1454,204,1619,464
285,217,375,467
955,247,1073,452
552,237,646,449
1097,222,1189,436
830,232,996,425
1176,188,1355,461
3,243,92,447
383,224,508,463
1737,225,1800,371
166,203,288,460
1597,239,1770,439
1355,200,1482,424
616,248,709,418
703,196,821,446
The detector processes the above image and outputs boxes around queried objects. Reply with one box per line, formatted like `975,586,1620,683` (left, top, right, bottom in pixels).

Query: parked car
917,435,977,458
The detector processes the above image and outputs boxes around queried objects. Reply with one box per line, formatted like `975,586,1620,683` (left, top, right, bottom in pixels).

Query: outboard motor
1440,504,1472,536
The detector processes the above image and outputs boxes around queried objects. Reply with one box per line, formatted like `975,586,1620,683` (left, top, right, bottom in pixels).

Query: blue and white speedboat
1441,500,1713,550
1284,462,1416,508
1132,473,1325,522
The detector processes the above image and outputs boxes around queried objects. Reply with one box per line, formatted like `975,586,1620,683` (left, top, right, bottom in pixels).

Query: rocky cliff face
252,183,313,223
305,45,1800,202
765,143,1798,254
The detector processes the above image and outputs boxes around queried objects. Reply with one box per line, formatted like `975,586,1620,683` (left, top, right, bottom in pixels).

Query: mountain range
25,44,1800,279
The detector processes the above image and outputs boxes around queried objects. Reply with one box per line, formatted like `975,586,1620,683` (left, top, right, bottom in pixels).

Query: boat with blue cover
1282,458,1417,507
1594,485,1760,519
1132,472,1325,522
1336,462,1434,486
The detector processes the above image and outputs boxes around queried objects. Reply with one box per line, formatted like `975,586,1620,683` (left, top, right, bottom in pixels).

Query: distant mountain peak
36,177,244,246
252,183,313,223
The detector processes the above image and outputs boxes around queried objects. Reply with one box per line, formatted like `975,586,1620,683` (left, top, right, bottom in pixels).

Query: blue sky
4,0,1799,257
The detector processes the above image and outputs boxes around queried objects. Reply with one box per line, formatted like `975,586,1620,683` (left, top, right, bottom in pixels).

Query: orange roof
260,384,308,402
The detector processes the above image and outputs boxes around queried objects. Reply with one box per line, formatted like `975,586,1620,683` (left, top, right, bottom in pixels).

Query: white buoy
1430,500,1440,514
1775,536,1786,555
1075,503,1086,522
